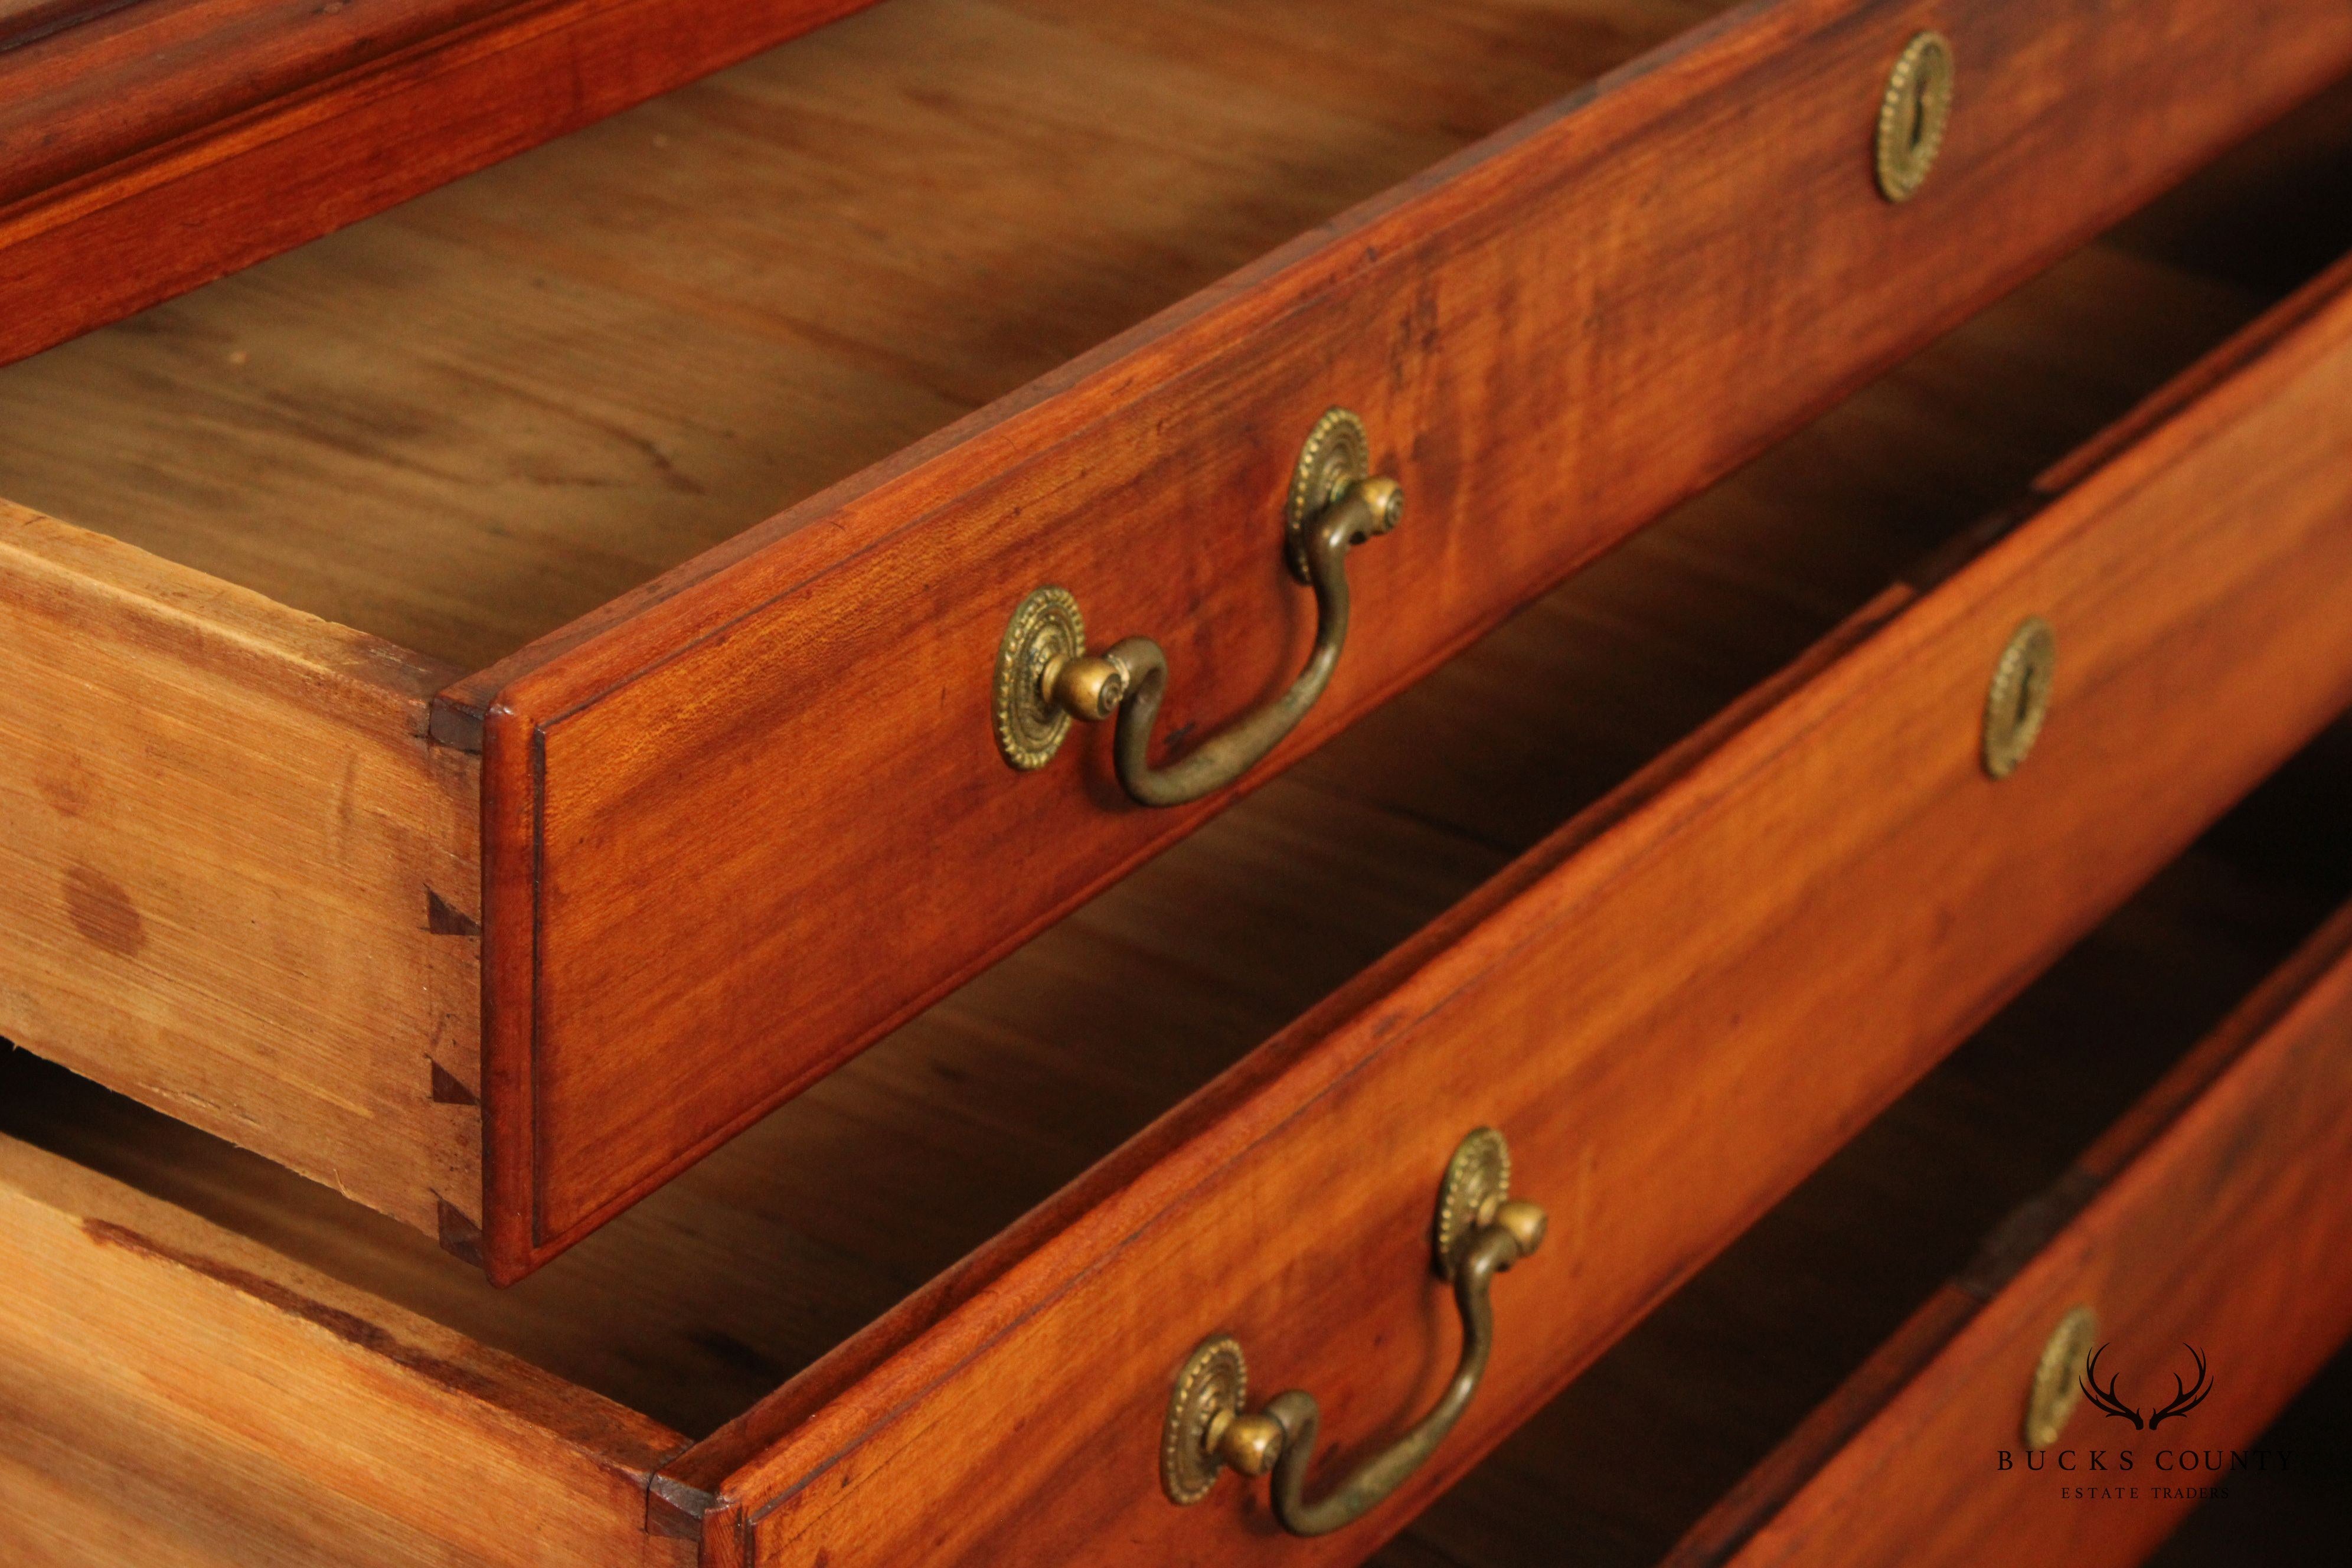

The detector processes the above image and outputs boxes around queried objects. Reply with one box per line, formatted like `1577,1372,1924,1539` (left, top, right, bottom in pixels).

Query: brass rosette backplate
1162,1335,1249,1505
994,585,1087,770
1876,30,1954,202
1433,1126,1513,1281
1285,408,1374,583
1982,614,2057,779
2024,1304,2097,1449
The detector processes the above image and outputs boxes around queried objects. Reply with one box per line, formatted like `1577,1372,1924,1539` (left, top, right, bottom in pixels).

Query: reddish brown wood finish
1672,901,2352,1568
0,0,873,365
642,227,2352,1559
0,0,127,53
459,0,2352,1280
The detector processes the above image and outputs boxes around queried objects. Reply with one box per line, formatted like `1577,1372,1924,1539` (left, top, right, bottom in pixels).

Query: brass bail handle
992,409,1402,807
1161,1128,1548,1537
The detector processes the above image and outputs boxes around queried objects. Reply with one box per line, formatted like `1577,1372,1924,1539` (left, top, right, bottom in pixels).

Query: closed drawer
3,0,2347,1280
685,220,2352,1568
1372,730,2352,1568
1664,900,2352,1568
6,157,2352,1564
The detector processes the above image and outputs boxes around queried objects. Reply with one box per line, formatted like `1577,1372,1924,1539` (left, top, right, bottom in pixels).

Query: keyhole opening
1909,87,1930,153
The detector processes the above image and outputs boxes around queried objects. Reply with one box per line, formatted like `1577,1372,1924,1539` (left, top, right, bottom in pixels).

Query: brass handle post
1052,475,1397,807
1162,1129,1546,1536
993,409,1400,806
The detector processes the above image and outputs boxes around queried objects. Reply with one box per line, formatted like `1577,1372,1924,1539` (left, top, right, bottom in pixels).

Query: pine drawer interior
0,0,1740,675
6,77,2352,1442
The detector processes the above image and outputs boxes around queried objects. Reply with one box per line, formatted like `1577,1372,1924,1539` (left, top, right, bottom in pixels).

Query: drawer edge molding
0,0,881,366
460,0,2352,1280
655,220,2352,1559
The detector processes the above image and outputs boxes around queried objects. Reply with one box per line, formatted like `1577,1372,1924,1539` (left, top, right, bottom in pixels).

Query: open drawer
3,0,2350,1280
1376,735,2352,1568
7,119,2352,1560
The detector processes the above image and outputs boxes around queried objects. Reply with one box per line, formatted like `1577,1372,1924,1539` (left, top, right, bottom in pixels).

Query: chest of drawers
2,1,2349,1563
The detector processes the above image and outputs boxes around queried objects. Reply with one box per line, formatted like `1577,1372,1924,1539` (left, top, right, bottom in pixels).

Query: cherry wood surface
1368,733,2352,1568
3,227,2348,1566
0,0,881,367
14,223,2343,1563
0,0,1719,674
0,192,2279,1289
650,234,2352,1562
466,0,2352,1280
2141,1351,2352,1566
2,0,2343,1280
0,230,2258,1434
4,721,2343,1565
1682,915,2352,1568
0,0,1725,1259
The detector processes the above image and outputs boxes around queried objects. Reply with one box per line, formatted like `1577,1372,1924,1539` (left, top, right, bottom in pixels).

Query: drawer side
0,1133,687,1566
0,503,482,1242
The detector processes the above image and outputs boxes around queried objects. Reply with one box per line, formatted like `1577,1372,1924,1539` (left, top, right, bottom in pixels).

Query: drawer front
652,244,2352,1556
1682,902,2352,1568
459,0,2352,1281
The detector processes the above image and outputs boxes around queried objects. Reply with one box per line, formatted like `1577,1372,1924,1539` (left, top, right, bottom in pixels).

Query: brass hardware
1432,1125,1512,1282
1285,407,1376,583
1876,31,1954,202
1161,1128,1547,1536
1982,615,2057,779
2024,1304,2098,1449
993,586,1087,770
992,409,1402,805
1162,1335,1252,1505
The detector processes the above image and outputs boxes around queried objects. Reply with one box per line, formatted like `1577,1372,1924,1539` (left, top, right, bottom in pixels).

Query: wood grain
466,0,2352,1279
0,0,1723,1268
0,234,2258,1432
1,0,2331,1278
0,213,2337,1563
8,716,2340,1565
1684,901,2352,1568
0,502,481,1238
0,170,2261,1291
1370,763,2352,1568
662,248,2352,1562
0,1135,691,1568
0,0,1714,672
0,0,127,54
0,0,880,367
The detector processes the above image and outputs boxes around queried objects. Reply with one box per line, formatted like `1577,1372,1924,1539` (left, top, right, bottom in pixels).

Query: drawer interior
1370,720,2352,1568
8,81,2352,1445
0,0,1742,674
